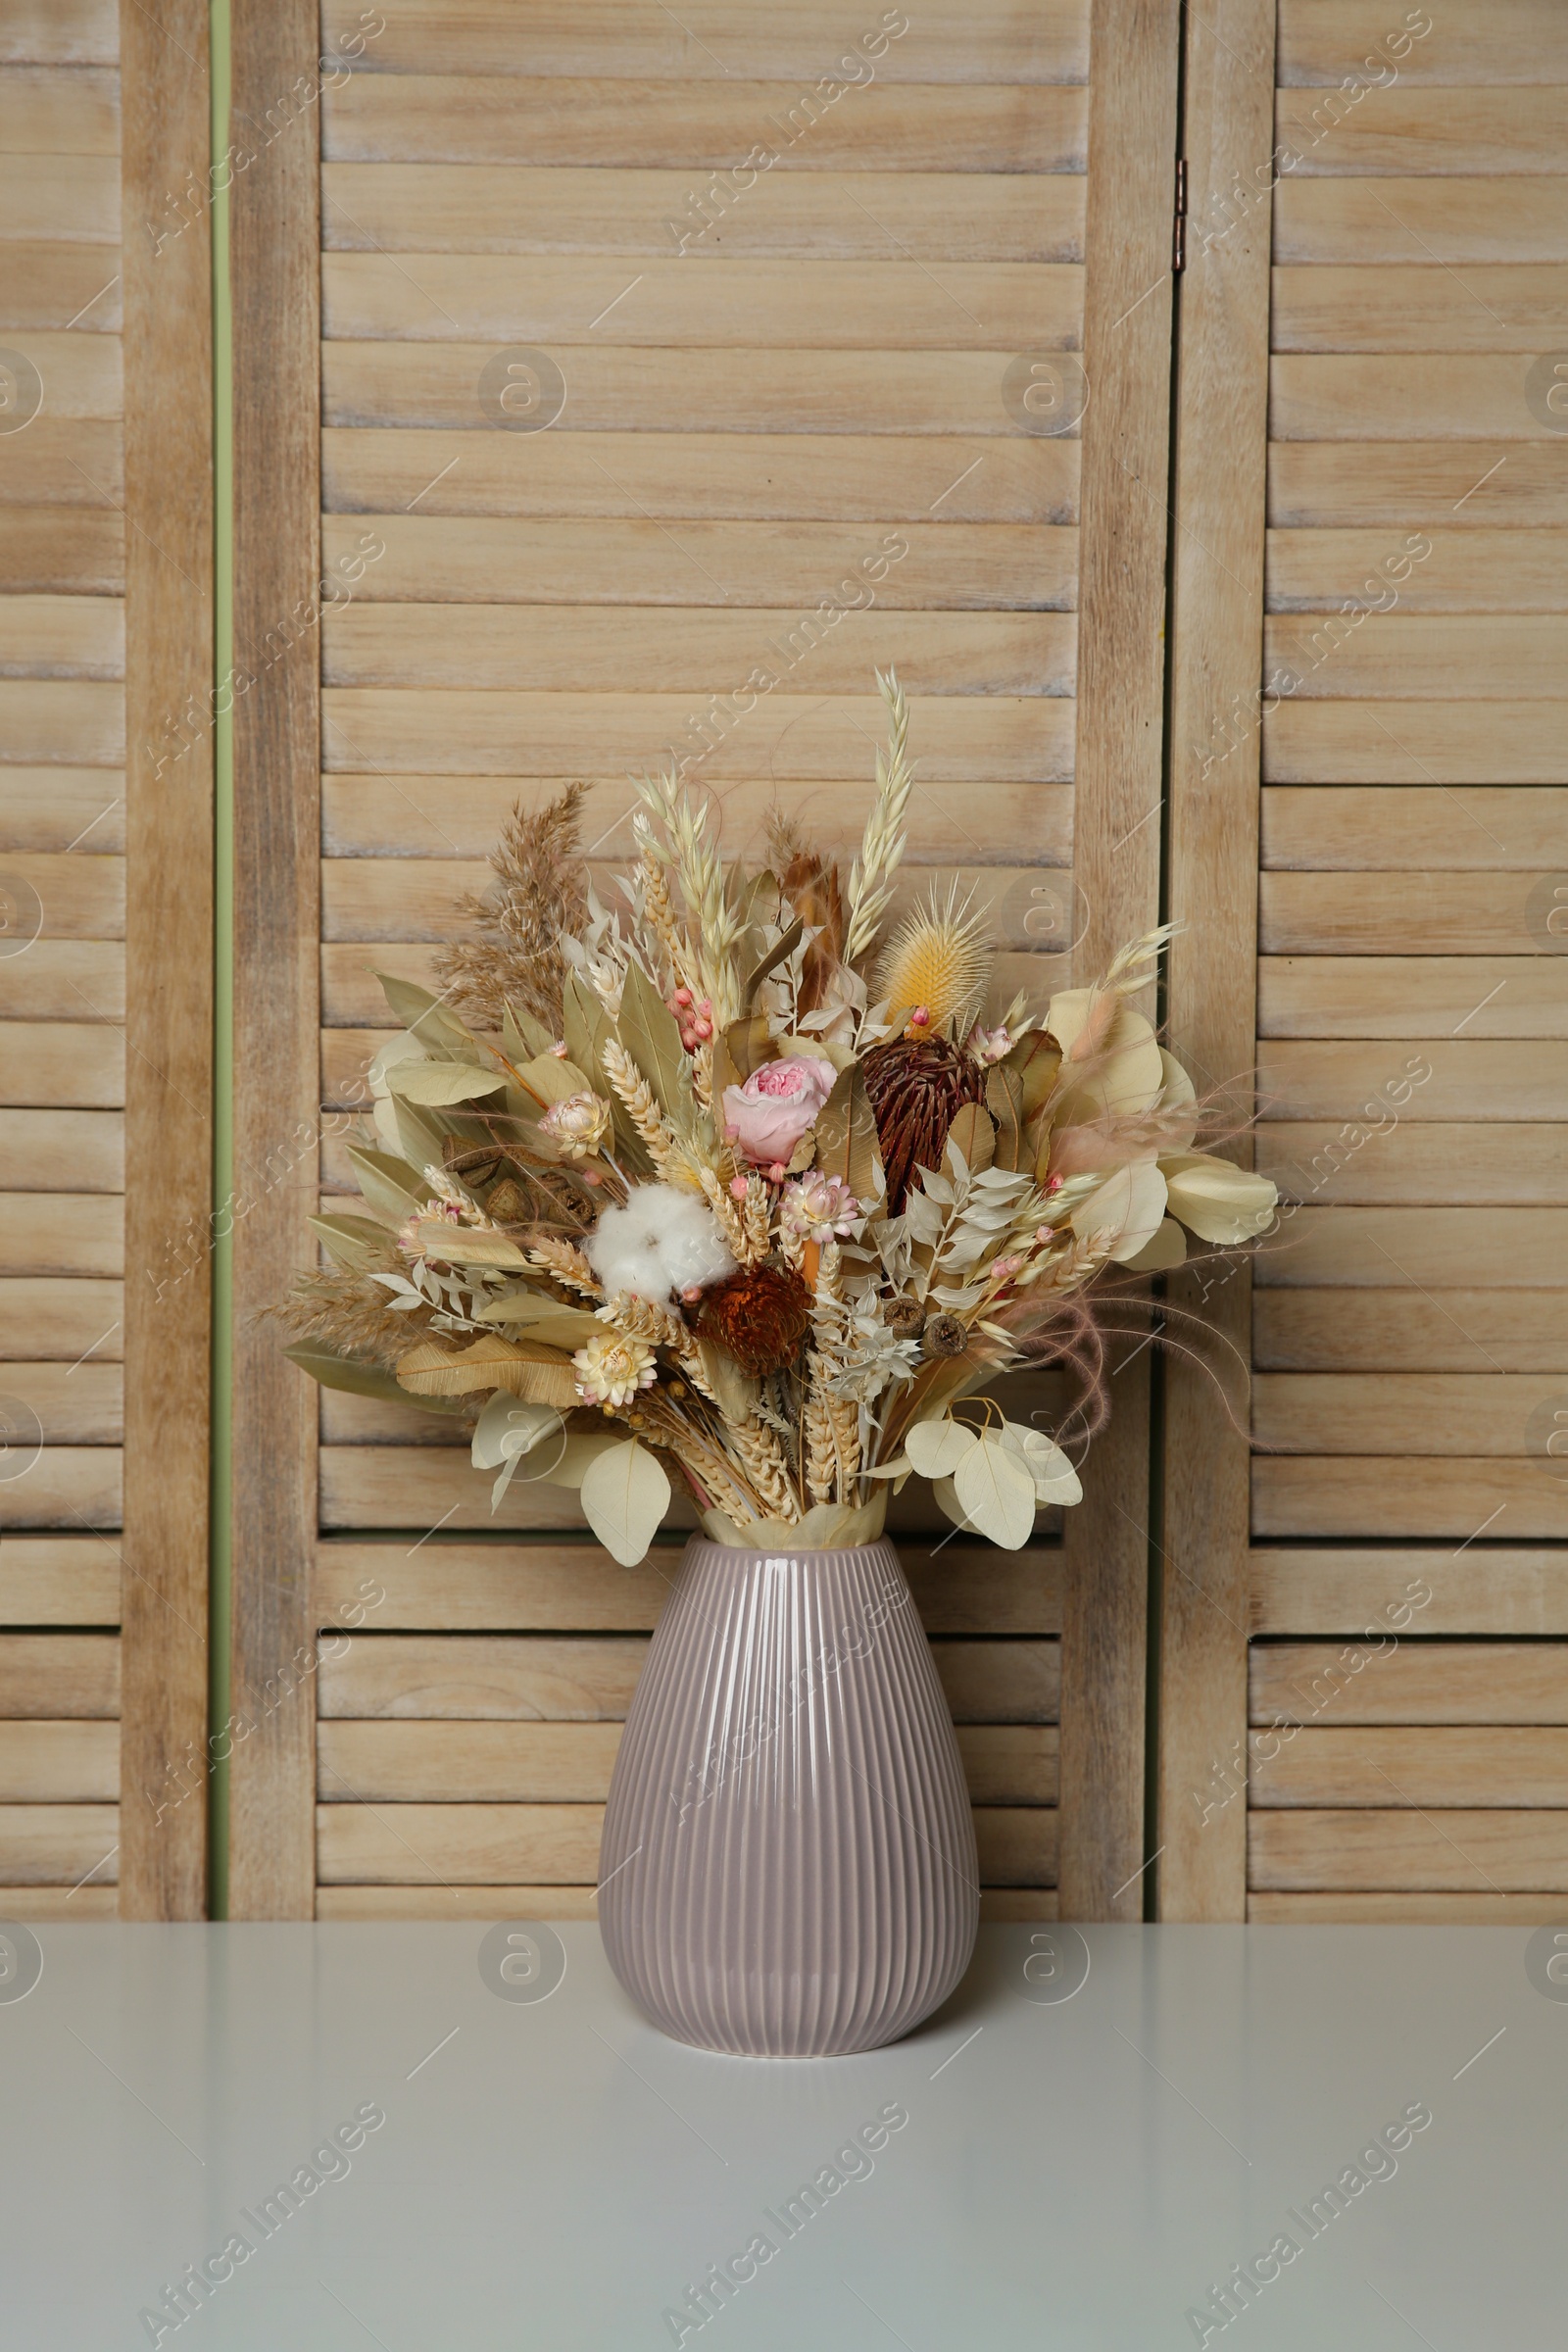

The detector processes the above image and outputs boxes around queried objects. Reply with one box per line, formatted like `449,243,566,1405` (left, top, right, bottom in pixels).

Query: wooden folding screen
0,0,213,1918
229,0,1181,1919
1163,0,1568,1919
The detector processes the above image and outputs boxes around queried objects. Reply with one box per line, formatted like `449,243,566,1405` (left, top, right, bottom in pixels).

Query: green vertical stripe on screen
208,0,233,1918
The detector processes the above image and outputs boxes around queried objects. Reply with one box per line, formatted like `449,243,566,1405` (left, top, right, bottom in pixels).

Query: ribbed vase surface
597,1536,979,2057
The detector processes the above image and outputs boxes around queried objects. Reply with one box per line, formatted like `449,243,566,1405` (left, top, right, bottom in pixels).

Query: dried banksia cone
922,1312,969,1359
861,1034,988,1212
696,1264,812,1377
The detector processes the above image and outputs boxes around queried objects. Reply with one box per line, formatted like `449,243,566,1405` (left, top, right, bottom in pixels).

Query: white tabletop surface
1,1919,1564,2348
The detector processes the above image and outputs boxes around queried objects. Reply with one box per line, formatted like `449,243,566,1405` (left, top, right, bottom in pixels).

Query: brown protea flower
696,1264,812,1376
860,1035,988,1211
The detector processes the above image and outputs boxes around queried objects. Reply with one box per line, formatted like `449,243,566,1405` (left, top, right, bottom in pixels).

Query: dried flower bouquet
279,673,1276,1563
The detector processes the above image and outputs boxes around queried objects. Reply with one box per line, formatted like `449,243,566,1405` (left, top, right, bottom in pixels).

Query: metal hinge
1173,158,1188,274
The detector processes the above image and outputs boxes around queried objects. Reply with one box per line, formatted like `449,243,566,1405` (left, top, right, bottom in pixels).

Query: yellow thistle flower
872,882,993,1039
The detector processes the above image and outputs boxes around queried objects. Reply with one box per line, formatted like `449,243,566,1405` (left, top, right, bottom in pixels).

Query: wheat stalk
691,1038,713,1115
603,1291,715,1399
526,1237,600,1296
741,1174,771,1261
698,1164,757,1265
804,1376,837,1505
844,667,913,965
727,1416,802,1523
602,1039,676,1170
827,1393,860,1492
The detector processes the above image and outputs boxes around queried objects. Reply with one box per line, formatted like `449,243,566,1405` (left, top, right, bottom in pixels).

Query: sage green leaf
374,972,475,1057
503,1002,556,1062
616,958,693,1129
477,1295,606,1346
386,1060,508,1106
563,970,610,1088
1004,1027,1062,1120
512,1051,592,1109
986,1064,1027,1172
953,1433,1037,1548
283,1344,464,1413
721,1012,772,1083
742,914,804,1006
578,1438,671,1565
814,1061,885,1207
347,1147,428,1227
905,1417,979,1481
309,1212,390,1272
947,1101,996,1175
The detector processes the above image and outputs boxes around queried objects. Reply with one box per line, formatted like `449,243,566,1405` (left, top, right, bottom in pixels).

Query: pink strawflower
780,1173,860,1244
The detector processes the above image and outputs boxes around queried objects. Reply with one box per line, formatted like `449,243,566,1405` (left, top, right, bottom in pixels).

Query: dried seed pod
921,1311,969,1360
885,1297,925,1341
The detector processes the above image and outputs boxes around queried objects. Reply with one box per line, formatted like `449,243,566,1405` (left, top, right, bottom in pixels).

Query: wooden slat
0,1447,122,1529
1258,957,1566,1039
1273,265,1568,355
1278,697,1568,784
0,595,124,675
0,1535,122,1626
0,332,119,416
1250,1726,1568,1807
318,1720,623,1802
1271,356,1568,443
322,428,1078,522
2,1362,121,1443
0,1110,123,1193
1281,441,1568,530
1260,872,1564,954
0,422,123,509
0,1026,124,1107
1253,1372,1562,1454
0,240,123,327
313,1538,1063,1637
320,691,1075,779
0,1632,119,1715
321,253,1082,349
323,77,1090,172
0,1881,117,1916
117,0,214,1922
318,1635,649,1720
1253,1640,1568,1724
1155,0,1275,1923
1250,1809,1568,1892
322,771,1074,865
974,1807,1057,1886
0,1721,119,1800
0,943,126,1023
1274,88,1568,177
0,514,123,594
1255,1288,1567,1373
1253,1457,1568,1541
0,3,116,66
1261,787,1566,870
0,67,119,154
319,0,1094,81
228,0,320,1919
1266,532,1568,616
956,1724,1058,1805
1277,0,1567,83
1250,1547,1568,1637
322,607,1076,694
0,769,124,852
1053,0,1180,1925
321,164,1086,261
0,153,119,239
317,1882,600,1919
0,1278,122,1359
0,680,122,762
1274,178,1568,265
318,1442,700,1534
316,1800,604,1884
1266,614,1568,698
324,343,1088,434
0,854,123,934
1257,1042,1564,1124
1250,1890,1568,1922
0,1803,119,1883
1255,1206,1568,1286
322,515,1077,607
1257,1123,1568,1205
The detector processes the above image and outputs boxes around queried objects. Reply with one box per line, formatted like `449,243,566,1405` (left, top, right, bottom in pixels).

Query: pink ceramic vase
597,1535,979,2057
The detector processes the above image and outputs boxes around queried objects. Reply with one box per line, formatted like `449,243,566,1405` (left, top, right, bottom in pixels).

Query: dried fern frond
434,782,588,1033
844,667,913,965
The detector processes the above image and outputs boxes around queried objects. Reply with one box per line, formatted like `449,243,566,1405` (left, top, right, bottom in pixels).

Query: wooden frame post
1157,0,1277,1919
228,0,321,1915
1056,0,1183,1921
119,0,215,1919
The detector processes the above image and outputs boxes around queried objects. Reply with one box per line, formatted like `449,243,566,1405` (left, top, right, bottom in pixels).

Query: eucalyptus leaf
617,959,694,1131
309,1212,390,1272
904,1417,979,1481
953,1433,1037,1548
283,1344,464,1414
578,1438,671,1565
513,1051,592,1109
1005,1026,1062,1120
985,1064,1027,1172
946,1101,995,1175
386,1060,508,1106
503,1001,556,1062
563,970,611,1091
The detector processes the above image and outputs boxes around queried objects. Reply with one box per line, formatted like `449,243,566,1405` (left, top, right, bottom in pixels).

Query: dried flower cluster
280,671,1277,1561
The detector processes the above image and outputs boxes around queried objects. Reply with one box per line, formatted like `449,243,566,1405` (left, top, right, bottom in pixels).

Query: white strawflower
585,1182,737,1303
540,1090,612,1160
572,1333,657,1408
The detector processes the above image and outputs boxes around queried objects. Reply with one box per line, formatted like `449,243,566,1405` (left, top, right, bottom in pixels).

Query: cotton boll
585,1184,737,1302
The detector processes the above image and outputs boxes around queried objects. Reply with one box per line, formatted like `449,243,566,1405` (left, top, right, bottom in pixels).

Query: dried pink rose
720,1054,837,1167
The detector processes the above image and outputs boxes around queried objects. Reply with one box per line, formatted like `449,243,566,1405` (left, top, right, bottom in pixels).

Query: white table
1,1920,1563,2347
